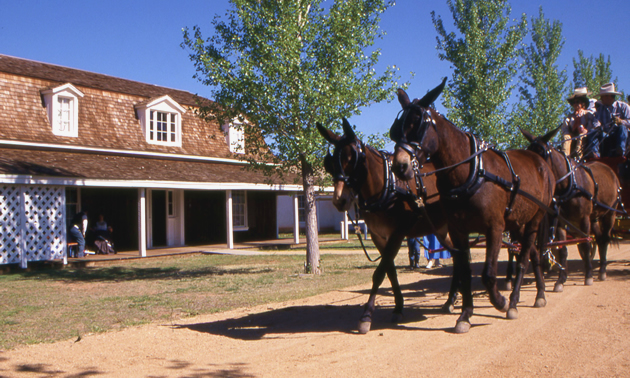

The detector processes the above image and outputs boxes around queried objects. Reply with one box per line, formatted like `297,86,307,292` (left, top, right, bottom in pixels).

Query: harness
325,137,433,261
532,142,626,215
390,103,590,239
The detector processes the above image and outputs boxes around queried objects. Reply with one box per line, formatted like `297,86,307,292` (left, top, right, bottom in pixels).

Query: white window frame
232,190,248,231
41,83,84,138
135,95,186,147
222,119,245,154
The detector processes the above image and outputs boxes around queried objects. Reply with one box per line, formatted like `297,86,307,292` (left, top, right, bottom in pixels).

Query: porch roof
0,147,311,191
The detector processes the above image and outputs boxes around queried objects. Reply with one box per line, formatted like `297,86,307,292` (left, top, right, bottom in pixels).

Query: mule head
316,119,365,212
390,78,446,180
521,126,560,161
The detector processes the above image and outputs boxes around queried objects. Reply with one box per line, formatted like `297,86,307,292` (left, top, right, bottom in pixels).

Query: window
222,120,245,154
167,190,175,217
58,97,72,133
232,190,248,230
298,195,306,223
41,83,84,138
135,95,185,147
150,111,178,143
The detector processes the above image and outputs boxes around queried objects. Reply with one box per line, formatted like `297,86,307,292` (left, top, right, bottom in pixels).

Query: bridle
390,102,436,166
324,136,366,194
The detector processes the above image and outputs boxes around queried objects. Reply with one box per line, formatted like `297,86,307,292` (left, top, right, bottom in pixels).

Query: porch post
138,188,147,257
226,190,234,249
293,194,300,244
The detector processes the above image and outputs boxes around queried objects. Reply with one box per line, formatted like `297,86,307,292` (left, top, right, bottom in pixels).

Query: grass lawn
0,252,406,350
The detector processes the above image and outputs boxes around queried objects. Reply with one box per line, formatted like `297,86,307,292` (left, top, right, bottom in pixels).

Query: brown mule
317,119,455,334
390,80,555,333
522,128,621,289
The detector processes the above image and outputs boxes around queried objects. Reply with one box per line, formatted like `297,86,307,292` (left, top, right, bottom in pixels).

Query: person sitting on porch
69,211,88,258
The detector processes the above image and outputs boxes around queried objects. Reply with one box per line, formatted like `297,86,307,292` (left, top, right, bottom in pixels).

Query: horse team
317,79,622,334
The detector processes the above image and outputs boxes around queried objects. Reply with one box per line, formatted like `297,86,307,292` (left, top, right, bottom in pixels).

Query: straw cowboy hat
567,87,591,105
597,82,622,96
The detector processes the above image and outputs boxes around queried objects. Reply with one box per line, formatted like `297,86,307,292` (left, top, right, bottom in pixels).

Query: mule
522,128,621,290
390,80,555,333
317,119,454,334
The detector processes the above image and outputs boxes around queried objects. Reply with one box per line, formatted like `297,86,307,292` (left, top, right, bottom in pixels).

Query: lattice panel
23,186,65,262
0,185,22,264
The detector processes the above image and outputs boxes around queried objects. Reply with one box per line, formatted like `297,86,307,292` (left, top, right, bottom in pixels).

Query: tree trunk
301,159,320,274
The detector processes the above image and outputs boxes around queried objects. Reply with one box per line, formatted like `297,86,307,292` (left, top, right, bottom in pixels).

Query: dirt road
1,245,629,377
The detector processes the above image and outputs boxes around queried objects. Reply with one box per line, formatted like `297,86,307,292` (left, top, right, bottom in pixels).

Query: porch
64,236,347,267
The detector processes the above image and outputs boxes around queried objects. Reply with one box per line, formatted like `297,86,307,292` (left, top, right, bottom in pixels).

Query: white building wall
0,184,66,267
276,194,344,233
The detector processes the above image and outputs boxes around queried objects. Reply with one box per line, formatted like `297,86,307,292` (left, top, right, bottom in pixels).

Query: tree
572,50,619,95
431,0,527,146
182,0,403,274
511,7,568,145
572,51,625,105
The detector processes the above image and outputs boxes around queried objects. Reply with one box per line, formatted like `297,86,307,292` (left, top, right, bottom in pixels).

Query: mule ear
342,118,356,140
397,88,411,108
316,122,342,145
541,125,561,144
519,126,535,143
417,77,447,108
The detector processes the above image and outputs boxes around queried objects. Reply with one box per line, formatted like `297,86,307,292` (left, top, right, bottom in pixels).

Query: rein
348,203,381,262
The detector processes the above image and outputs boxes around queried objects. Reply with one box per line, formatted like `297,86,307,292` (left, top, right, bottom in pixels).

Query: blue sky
2,0,629,148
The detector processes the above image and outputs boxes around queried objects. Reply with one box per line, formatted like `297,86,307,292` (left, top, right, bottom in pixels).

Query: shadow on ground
178,258,630,341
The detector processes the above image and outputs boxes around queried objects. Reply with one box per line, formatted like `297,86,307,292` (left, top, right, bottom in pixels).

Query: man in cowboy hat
560,87,597,157
585,82,630,157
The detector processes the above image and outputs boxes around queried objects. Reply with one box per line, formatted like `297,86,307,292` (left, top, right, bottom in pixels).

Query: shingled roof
0,55,300,187
0,54,204,107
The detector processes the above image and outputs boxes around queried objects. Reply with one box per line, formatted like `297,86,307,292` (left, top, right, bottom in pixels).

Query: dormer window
135,95,185,147
222,119,245,154
150,111,178,143
41,83,84,138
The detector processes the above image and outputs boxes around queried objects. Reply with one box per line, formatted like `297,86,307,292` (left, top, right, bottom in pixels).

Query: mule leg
507,231,537,320
504,250,514,291
441,269,459,314
528,236,547,308
596,212,615,281
450,231,474,334
359,260,388,334
577,217,594,285
385,257,404,323
481,228,508,313
358,233,405,334
554,228,568,293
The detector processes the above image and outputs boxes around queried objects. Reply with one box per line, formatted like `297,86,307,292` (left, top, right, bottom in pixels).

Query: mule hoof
499,300,509,313
442,303,455,314
585,277,594,286
391,312,404,324
453,321,471,334
553,283,564,293
599,272,607,281
358,321,372,334
534,298,547,308
504,280,512,291
506,308,518,320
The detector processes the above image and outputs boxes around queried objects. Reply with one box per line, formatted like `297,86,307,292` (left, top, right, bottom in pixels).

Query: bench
67,242,79,258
